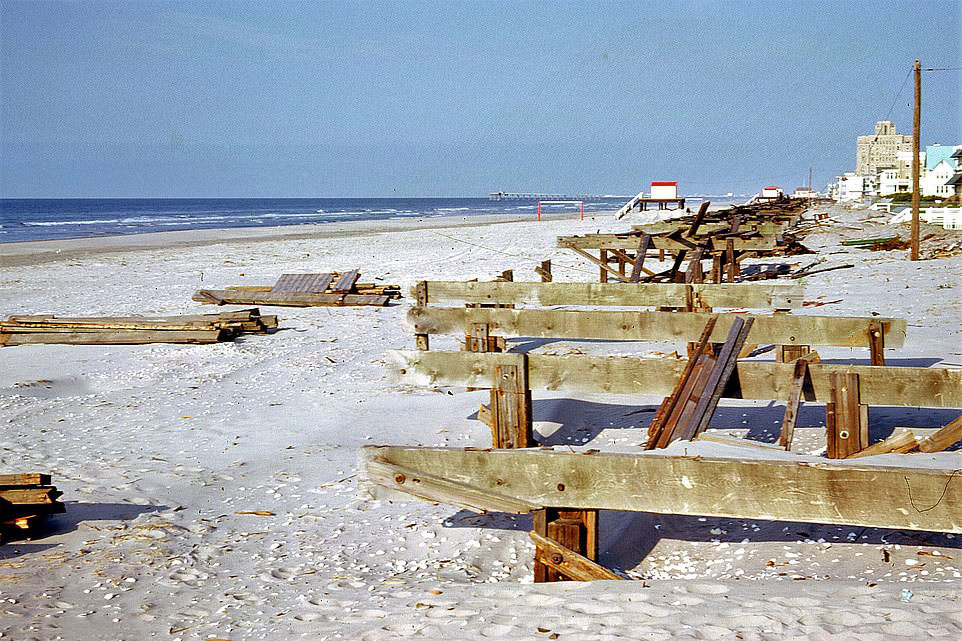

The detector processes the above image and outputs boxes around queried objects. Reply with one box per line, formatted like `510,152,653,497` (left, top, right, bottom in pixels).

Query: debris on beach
194,270,401,307
0,308,276,346
0,473,64,541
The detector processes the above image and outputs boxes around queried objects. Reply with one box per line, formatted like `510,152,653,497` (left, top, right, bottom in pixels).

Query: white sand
1,207,960,640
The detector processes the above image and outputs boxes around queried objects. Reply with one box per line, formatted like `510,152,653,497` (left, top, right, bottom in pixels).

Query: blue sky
1,0,959,197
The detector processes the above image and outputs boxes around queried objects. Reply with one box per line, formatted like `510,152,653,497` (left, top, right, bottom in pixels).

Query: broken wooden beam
916,415,962,453
847,430,919,458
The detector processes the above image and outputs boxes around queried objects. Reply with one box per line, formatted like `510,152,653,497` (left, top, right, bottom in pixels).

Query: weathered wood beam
389,351,962,408
917,415,962,453
414,281,805,310
361,446,962,533
193,290,390,307
558,234,776,252
530,531,621,581
0,330,226,346
407,307,907,348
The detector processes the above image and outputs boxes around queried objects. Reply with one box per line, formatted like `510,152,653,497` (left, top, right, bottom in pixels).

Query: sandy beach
1,207,961,641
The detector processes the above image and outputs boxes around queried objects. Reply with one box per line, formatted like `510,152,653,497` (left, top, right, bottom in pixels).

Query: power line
923,67,961,71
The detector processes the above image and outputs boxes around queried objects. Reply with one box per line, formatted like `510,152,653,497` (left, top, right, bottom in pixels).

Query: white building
878,169,909,196
835,173,871,201
921,144,961,197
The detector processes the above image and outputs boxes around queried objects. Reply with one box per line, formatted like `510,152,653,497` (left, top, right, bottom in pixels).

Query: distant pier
488,192,609,201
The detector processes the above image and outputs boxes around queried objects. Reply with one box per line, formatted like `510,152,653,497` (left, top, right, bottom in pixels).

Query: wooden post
868,319,885,366
776,344,811,363
826,372,869,458
489,354,533,449
533,507,599,582
537,260,553,282
911,59,921,262
599,250,608,283
710,253,723,283
725,238,738,282
629,234,652,282
415,281,429,351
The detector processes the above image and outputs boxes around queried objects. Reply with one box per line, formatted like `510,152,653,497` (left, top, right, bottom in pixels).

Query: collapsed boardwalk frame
361,446,962,535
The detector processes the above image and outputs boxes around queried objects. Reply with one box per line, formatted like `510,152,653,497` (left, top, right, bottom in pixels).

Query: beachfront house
921,144,961,198
878,169,909,196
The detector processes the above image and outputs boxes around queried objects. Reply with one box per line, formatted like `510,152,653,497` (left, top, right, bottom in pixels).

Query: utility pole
808,167,813,191
911,59,921,261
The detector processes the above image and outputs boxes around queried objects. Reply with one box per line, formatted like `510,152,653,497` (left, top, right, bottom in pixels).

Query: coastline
0,210,606,268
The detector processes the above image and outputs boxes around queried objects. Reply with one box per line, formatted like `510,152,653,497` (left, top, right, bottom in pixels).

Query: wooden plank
331,270,361,293
0,330,226,346
695,432,786,450
0,487,61,504
685,317,755,439
847,431,919,458
917,415,962,453
364,457,534,514
408,307,907,348
416,281,805,309
558,234,777,252
389,351,962,408
193,290,389,307
0,473,51,486
361,446,962,533
647,317,718,448
530,531,621,581
272,273,335,293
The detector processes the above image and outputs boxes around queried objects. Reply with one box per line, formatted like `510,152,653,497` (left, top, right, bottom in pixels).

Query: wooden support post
684,246,705,284
496,270,514,282
415,281,429,351
826,372,869,458
776,344,811,363
600,249,609,283
710,253,723,283
533,507,599,583
536,260,553,282
868,319,885,366
489,354,533,449
629,234,652,282
725,238,738,282
779,353,819,450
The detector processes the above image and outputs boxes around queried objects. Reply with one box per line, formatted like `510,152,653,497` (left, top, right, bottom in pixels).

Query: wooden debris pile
560,198,815,284
0,309,276,346
0,473,64,540
194,270,401,307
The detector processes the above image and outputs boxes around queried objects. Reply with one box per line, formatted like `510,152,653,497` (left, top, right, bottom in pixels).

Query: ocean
0,197,641,243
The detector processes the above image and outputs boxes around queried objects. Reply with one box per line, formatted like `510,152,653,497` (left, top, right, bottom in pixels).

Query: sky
1,0,960,197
